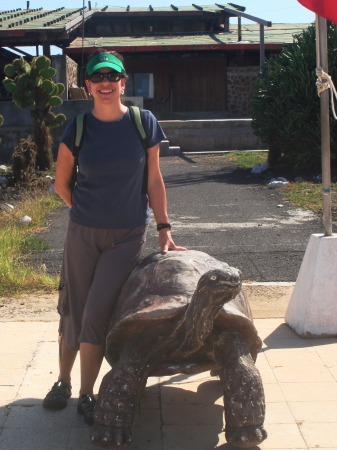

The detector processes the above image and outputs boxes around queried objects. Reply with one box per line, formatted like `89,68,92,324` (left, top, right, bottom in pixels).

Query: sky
6,0,315,56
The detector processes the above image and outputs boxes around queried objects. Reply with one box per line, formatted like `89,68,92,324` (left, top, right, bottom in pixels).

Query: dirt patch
0,285,293,321
245,284,294,318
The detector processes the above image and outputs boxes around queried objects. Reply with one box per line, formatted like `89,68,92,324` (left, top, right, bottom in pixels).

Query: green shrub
251,23,337,171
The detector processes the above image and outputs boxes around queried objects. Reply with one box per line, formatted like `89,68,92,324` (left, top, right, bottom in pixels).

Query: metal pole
316,15,332,236
238,17,241,42
259,24,265,70
81,0,85,87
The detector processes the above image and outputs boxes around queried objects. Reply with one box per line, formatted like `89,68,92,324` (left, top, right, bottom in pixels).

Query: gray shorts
58,220,148,351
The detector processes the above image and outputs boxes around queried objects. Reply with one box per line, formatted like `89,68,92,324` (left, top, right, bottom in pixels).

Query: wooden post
43,39,51,57
259,24,265,69
238,17,241,41
316,15,332,236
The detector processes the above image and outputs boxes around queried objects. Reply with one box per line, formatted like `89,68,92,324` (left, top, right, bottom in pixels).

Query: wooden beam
260,24,265,69
216,4,271,27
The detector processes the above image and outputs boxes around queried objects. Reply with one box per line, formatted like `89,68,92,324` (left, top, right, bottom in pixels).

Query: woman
43,50,186,425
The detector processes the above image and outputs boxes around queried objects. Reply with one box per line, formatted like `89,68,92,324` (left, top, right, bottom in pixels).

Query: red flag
297,0,337,24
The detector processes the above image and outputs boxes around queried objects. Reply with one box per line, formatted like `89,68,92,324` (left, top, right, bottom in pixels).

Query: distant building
0,4,309,118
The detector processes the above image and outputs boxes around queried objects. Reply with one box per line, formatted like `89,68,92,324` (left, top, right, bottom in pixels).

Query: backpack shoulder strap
128,106,149,195
73,113,86,159
129,106,148,150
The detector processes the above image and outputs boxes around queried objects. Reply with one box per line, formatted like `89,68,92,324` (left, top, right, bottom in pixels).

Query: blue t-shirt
60,109,166,229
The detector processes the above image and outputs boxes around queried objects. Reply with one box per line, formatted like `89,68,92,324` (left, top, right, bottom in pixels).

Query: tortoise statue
91,250,267,449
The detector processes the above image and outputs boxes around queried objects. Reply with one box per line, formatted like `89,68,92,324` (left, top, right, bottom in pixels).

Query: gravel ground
0,284,294,321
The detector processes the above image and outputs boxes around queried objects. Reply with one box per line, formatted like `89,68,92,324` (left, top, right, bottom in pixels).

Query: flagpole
316,14,332,236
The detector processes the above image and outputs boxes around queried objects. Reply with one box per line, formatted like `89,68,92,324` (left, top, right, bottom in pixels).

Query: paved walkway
0,319,336,450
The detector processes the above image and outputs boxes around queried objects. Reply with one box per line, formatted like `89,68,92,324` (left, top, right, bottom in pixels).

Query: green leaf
4,82,17,94
48,96,63,107
41,80,54,94
4,64,15,78
56,83,65,95
35,56,49,71
40,67,56,80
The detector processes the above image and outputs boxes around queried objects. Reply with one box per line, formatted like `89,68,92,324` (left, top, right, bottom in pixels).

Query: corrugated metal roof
66,23,309,51
0,7,86,30
0,4,238,32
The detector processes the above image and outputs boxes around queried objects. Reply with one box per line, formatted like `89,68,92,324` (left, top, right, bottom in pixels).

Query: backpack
72,106,148,194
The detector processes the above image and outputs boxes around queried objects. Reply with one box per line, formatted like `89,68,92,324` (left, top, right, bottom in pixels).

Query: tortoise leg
212,330,267,449
91,334,157,448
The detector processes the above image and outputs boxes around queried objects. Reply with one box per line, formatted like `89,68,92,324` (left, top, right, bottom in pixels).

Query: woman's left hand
159,229,187,254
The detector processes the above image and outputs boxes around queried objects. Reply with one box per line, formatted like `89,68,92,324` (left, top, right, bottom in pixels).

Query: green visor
86,53,125,75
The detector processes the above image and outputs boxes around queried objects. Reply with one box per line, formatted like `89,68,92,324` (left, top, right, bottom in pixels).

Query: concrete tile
264,349,325,367
0,331,45,344
288,401,337,423
300,422,337,448
15,383,75,405
280,382,337,402
161,379,223,406
138,421,162,450
255,351,270,368
0,369,27,385
258,325,299,341
273,366,336,383
253,319,286,329
258,365,278,384
0,322,50,333
145,376,160,387
23,369,62,385
0,342,37,355
35,341,59,354
263,383,286,403
263,338,313,350
0,426,71,449
328,365,337,381
141,384,160,409
162,402,224,425
162,424,225,450
309,338,337,347
5,404,76,428
67,425,140,449
160,371,211,385
315,351,337,367
0,405,11,427
258,424,307,449
264,402,295,424
0,353,32,369
0,386,19,403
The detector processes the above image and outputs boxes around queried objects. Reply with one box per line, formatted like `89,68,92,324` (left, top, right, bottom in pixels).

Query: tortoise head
197,268,242,305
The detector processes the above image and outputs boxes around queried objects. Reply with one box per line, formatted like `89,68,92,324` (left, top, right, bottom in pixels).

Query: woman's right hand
54,143,76,208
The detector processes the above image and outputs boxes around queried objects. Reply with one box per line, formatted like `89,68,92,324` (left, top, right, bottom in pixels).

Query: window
125,73,154,98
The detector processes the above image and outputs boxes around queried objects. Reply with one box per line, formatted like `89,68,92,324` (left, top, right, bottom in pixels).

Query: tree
251,23,337,171
3,56,66,170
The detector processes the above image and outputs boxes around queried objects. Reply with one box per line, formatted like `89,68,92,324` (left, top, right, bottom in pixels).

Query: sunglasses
88,72,123,83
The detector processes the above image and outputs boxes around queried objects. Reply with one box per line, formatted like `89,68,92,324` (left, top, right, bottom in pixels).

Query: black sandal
43,380,72,410
77,394,96,426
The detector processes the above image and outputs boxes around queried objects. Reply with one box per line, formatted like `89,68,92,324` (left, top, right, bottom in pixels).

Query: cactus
2,55,66,170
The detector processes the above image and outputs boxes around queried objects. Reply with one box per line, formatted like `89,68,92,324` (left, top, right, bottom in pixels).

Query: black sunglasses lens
89,73,122,83
89,74,103,83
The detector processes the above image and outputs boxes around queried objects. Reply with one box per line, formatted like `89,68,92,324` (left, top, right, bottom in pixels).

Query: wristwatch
157,223,171,231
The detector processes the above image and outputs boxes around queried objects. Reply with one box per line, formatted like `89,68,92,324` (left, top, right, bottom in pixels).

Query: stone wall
227,67,260,118
0,99,267,162
160,118,266,152
51,55,78,100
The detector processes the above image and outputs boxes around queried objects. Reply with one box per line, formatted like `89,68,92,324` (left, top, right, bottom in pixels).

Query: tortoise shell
106,250,262,370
